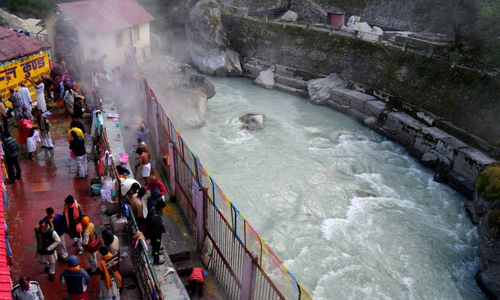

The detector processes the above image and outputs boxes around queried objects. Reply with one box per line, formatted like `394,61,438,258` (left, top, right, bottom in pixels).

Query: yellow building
44,0,154,71
0,26,51,105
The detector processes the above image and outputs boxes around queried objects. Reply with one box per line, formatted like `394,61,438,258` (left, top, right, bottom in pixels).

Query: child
26,128,37,161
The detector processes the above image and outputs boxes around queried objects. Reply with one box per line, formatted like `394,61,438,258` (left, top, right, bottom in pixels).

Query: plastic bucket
119,153,129,164
91,184,102,196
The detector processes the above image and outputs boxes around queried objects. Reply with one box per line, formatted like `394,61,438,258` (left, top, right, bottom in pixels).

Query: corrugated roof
0,166,10,299
57,0,155,33
0,27,51,63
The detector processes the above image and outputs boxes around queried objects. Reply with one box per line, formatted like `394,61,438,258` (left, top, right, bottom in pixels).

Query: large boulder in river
239,113,265,131
254,69,275,89
185,0,242,76
141,56,215,128
307,74,346,105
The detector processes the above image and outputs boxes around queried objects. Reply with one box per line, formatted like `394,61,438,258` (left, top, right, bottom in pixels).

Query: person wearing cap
146,201,166,265
60,255,91,300
63,195,84,255
81,216,99,274
34,219,61,281
11,277,45,300
43,207,68,261
97,246,122,300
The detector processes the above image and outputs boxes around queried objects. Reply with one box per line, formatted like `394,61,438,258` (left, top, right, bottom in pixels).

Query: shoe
78,248,83,255
6,180,16,184
41,146,47,149
153,260,165,265
48,274,55,281
48,147,54,150
44,267,49,273
15,175,21,180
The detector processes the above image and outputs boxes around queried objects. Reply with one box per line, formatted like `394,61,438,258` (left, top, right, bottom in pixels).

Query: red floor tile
6,116,102,299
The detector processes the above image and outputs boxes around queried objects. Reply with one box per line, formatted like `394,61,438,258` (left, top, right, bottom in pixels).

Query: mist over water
179,77,486,300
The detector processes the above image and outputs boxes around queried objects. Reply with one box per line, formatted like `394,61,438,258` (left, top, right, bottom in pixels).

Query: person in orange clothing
188,267,206,297
81,216,99,275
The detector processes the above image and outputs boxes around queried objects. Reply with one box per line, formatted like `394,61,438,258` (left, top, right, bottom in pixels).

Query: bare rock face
141,56,215,128
254,69,275,89
307,73,346,105
279,10,298,22
185,0,242,76
239,113,265,131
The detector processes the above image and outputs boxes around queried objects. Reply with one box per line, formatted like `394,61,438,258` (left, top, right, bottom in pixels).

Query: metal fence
141,79,314,300
96,99,164,300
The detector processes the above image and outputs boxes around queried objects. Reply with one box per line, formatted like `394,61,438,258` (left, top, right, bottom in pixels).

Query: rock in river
239,113,265,131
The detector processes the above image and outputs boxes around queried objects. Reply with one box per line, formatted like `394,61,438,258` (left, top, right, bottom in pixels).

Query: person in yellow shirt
67,121,85,143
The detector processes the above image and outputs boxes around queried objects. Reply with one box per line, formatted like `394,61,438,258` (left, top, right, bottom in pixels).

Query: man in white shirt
17,83,32,112
11,277,45,300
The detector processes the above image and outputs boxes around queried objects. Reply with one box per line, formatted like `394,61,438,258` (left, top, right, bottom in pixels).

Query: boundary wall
139,76,314,300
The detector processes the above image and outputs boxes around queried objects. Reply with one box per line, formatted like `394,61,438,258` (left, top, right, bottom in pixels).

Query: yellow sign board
0,50,51,107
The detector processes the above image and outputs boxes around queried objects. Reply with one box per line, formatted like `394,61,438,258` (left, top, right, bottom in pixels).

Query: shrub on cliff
476,164,500,202
487,210,500,235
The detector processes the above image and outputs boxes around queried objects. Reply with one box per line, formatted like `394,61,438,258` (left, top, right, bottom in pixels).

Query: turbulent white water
179,77,485,300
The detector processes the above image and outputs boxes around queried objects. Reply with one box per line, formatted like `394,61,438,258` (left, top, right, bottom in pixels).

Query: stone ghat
243,60,497,200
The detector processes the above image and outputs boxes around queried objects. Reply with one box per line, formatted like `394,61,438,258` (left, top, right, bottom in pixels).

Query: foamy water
176,77,485,300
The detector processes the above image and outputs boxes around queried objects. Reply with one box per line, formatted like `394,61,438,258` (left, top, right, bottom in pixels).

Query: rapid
178,77,485,300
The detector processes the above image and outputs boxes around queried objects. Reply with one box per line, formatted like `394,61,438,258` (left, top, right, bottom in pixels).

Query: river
179,77,485,300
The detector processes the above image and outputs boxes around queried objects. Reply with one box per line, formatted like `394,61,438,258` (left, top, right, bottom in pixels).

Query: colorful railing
140,77,314,300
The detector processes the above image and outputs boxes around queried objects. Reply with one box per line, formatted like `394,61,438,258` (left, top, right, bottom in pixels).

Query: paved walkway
5,109,102,300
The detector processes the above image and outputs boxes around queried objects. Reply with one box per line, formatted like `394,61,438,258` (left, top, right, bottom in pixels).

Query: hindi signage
0,50,51,105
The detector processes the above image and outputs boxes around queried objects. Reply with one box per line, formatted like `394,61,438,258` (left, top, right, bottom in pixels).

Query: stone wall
222,15,500,156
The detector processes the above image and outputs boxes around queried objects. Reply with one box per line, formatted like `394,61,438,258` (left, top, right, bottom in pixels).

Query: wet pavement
5,108,103,300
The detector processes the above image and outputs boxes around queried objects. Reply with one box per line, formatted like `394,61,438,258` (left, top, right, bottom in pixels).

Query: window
115,31,123,47
133,25,140,41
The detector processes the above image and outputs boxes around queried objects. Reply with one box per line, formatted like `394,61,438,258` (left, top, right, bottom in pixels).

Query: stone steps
274,83,308,98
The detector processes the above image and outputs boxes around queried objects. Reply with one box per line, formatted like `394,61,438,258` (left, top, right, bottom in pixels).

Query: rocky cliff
222,15,500,156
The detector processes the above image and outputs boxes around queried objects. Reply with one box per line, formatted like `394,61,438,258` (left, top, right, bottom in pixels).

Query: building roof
0,27,51,63
56,0,155,33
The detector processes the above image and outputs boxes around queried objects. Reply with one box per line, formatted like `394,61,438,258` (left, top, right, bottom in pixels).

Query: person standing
3,131,21,183
43,207,69,261
18,83,32,112
81,216,99,274
11,277,45,300
97,246,121,300
135,148,151,184
68,121,85,143
144,176,166,200
63,195,84,255
0,97,8,133
73,96,84,120
34,220,61,281
27,78,47,112
8,88,23,126
102,229,120,255
60,255,91,300
69,131,87,177
71,114,86,134
146,202,165,265
130,187,146,231
34,109,53,149
26,128,37,161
